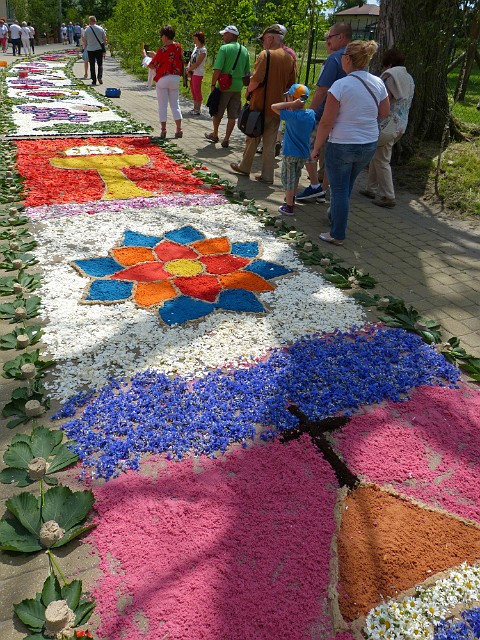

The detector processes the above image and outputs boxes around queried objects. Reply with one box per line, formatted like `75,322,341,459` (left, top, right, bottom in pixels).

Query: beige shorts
217,91,242,120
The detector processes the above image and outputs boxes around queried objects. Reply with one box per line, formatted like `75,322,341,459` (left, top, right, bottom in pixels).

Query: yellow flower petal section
50,154,155,200
164,259,203,277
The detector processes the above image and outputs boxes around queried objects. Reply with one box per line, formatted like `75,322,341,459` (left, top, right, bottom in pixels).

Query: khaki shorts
217,90,242,120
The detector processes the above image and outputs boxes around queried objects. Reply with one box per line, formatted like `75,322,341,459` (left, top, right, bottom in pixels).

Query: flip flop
319,232,343,246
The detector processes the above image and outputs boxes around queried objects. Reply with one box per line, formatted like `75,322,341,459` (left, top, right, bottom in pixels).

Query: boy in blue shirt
271,84,316,215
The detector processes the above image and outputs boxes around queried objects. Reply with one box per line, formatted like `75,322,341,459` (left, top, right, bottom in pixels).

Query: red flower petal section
174,275,222,302
154,241,198,262
110,263,170,282
191,237,230,255
199,255,250,275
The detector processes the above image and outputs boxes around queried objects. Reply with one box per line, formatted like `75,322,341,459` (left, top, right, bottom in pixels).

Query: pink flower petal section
89,437,339,640
174,274,222,302
111,263,170,282
154,241,198,262
199,254,250,275
333,384,480,524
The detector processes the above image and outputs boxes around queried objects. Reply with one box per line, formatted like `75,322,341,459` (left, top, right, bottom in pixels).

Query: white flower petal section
31,203,364,400
364,563,480,640
64,145,125,156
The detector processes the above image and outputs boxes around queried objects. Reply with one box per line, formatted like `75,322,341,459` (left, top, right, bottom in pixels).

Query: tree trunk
374,0,460,152
455,6,480,100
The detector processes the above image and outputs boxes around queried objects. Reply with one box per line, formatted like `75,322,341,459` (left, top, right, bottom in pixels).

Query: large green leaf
0,518,42,552
13,596,45,632
0,467,30,486
6,492,41,535
3,441,32,470
30,428,56,460
73,599,96,626
41,573,62,607
24,634,48,640
47,444,79,475
43,487,94,532
61,580,82,611
53,523,96,548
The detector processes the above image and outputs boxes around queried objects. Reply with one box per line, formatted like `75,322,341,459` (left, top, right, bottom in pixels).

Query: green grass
438,140,480,215
447,65,480,126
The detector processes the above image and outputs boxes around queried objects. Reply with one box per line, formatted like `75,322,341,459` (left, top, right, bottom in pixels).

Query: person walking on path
80,24,89,79
0,18,9,54
9,20,22,56
360,48,415,209
61,23,67,45
204,25,250,148
67,22,74,45
272,84,316,216
149,24,184,139
296,22,352,202
230,24,296,184
313,40,390,246
20,22,31,56
84,16,106,86
27,22,35,54
186,31,207,116
73,23,82,47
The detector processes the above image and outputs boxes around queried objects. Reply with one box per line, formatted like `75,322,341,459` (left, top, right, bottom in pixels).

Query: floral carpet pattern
2,53,480,640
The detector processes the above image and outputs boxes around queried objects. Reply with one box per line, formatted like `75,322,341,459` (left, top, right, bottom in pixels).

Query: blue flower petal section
122,230,163,248
231,241,259,258
216,289,265,313
244,259,293,280
159,295,214,326
73,257,121,277
86,280,133,302
164,225,205,245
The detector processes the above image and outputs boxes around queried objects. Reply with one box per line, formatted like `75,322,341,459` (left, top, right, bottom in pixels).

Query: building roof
335,4,380,17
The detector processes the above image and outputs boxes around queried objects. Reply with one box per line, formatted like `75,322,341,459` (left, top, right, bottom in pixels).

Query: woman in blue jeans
313,40,390,245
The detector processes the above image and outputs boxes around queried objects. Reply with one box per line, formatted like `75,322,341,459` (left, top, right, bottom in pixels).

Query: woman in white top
20,22,31,56
186,31,207,115
313,40,390,245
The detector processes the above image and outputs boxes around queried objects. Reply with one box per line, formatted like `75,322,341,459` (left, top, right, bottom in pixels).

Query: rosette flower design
72,225,293,325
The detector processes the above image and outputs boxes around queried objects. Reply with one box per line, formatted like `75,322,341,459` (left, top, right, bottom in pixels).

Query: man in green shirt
204,25,250,148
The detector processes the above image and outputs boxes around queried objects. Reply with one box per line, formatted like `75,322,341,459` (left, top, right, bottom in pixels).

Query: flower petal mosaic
1,52,479,640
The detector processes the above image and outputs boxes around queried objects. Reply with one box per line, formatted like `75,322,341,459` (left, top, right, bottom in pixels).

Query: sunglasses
325,33,341,41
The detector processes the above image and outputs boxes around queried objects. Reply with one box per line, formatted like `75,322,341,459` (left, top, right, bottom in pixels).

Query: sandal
230,163,249,176
160,130,167,139
204,132,219,143
319,232,343,246
175,130,183,139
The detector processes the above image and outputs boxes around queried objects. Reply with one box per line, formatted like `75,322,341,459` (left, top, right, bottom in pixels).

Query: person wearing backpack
84,16,106,86
204,25,250,149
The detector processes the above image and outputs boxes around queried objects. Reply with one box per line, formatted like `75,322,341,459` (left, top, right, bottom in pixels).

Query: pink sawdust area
88,436,350,640
334,383,480,523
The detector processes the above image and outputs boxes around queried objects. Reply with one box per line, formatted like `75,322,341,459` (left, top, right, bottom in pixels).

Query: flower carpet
1,53,480,640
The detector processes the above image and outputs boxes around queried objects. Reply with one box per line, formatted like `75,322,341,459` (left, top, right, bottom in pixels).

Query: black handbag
206,87,221,117
237,50,270,138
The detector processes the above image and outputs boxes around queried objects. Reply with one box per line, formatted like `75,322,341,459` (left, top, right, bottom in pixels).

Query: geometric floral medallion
71,225,294,325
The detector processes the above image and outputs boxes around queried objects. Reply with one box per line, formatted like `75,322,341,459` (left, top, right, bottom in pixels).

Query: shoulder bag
237,50,270,138
89,25,106,53
218,44,244,91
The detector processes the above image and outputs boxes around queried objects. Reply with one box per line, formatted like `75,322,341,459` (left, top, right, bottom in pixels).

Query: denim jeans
325,141,378,241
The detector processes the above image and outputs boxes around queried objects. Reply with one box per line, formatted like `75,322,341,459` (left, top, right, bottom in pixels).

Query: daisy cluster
31,203,365,399
364,564,480,640
56,326,458,479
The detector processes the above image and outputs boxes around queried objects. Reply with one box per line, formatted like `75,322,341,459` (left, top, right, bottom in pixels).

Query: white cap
277,24,287,36
219,25,239,36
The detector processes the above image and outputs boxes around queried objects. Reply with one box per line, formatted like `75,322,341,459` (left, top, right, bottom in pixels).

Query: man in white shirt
84,15,106,86
9,20,22,56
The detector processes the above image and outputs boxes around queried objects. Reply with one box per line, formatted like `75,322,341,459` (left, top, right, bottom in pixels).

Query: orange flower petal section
154,241,198,262
219,272,275,292
191,237,230,255
112,247,156,266
175,274,222,302
135,281,177,307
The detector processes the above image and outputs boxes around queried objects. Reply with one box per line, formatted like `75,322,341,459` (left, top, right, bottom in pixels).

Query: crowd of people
1,18,35,56
146,21,414,245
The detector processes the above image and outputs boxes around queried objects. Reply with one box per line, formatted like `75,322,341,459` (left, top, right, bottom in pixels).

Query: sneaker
98,79,103,85
373,196,395,208
316,194,327,204
296,185,327,201
359,189,375,199
187,109,200,116
278,204,294,216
